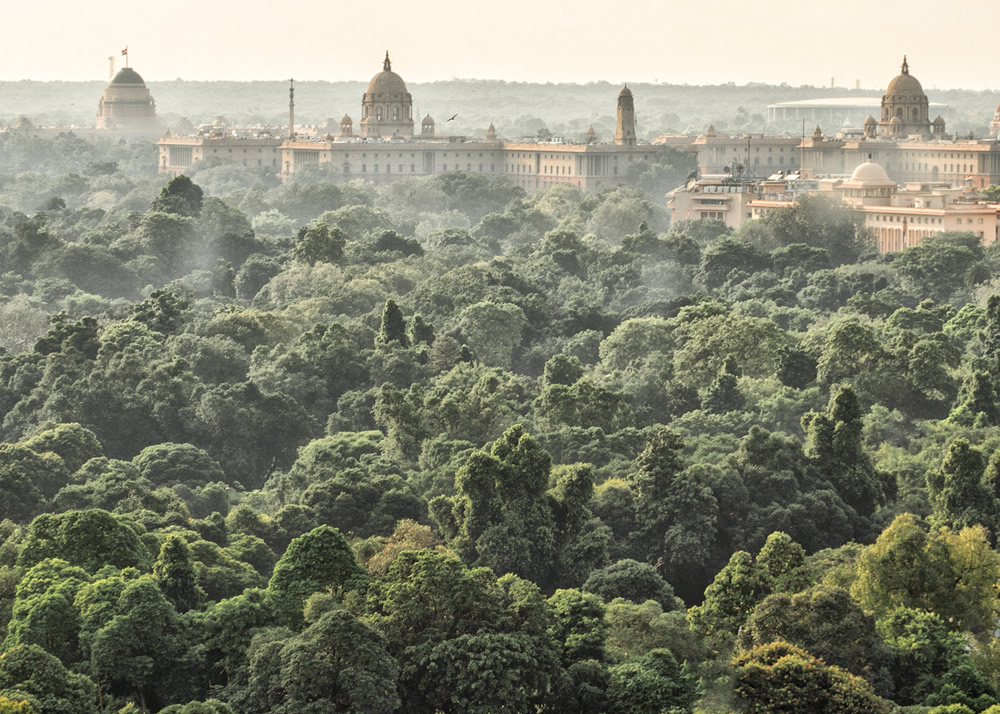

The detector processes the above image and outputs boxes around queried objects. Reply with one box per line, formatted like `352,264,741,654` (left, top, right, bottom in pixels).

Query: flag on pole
121,47,128,56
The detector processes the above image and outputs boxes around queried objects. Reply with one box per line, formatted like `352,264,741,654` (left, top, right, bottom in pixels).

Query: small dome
366,52,408,97
422,114,434,124
341,114,352,122
933,115,945,126
619,84,632,97
889,115,902,125
885,56,924,96
847,160,895,187
864,115,877,126
110,67,146,86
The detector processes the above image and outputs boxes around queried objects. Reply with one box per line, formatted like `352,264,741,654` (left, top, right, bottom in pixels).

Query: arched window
376,107,383,121
393,107,399,120
912,108,919,120
896,108,903,118
362,106,368,119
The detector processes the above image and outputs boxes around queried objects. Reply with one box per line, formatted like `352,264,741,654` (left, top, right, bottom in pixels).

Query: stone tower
360,52,414,139
614,85,636,146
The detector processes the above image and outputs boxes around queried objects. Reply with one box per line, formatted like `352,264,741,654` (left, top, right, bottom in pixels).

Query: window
376,108,383,121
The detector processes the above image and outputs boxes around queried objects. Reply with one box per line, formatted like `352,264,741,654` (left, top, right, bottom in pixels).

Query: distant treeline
3,79,999,142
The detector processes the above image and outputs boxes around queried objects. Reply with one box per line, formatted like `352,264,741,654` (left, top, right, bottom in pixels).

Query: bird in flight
447,114,458,121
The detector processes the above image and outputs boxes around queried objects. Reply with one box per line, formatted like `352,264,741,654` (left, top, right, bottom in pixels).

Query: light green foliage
267,525,366,623
18,510,152,573
21,423,102,474
738,587,892,695
0,644,96,714
852,514,1000,633
732,640,891,714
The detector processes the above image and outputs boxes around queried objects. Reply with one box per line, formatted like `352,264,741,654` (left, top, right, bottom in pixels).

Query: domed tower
990,104,1000,139
486,123,496,141
614,84,636,146
421,114,435,137
340,114,354,137
863,115,877,139
878,56,932,138
360,52,414,139
585,126,597,144
96,66,158,131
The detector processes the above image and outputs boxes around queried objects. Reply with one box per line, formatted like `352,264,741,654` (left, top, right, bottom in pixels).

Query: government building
669,58,1000,253
157,54,665,192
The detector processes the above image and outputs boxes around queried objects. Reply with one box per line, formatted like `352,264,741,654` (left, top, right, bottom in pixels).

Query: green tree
153,535,204,613
266,525,366,624
151,175,204,217
926,439,997,535
376,298,408,347
606,648,700,714
732,641,891,714
0,644,96,714
236,610,399,714
852,514,1000,633
293,222,345,265
18,510,152,572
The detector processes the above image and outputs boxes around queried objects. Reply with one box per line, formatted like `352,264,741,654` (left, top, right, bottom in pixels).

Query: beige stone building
96,66,159,134
690,128,802,176
798,58,1000,188
158,54,666,192
745,160,1000,252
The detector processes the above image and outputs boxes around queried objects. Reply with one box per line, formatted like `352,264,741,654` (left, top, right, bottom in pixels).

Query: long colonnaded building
158,54,665,192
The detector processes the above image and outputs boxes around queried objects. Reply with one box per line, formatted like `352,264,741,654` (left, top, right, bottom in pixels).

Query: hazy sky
4,0,998,90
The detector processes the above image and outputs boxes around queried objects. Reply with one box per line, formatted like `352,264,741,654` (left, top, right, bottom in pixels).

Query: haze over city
3,0,999,89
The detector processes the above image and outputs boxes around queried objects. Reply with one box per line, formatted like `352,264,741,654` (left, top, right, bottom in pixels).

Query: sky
4,0,999,90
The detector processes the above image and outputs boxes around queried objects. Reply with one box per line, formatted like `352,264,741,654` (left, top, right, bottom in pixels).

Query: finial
384,51,391,72
901,55,908,74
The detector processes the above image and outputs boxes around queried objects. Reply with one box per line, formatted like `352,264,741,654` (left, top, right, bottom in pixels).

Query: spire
901,55,908,74
384,51,391,72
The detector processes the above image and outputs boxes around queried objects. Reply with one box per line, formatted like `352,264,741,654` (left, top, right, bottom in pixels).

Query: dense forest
2,128,1000,713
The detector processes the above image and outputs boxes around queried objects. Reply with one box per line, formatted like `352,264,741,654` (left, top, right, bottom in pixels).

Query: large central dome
366,54,408,97
110,67,147,86
886,57,924,96
359,52,414,139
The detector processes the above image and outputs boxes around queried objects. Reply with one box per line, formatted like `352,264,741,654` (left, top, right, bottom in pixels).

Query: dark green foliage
153,535,204,612
376,298,408,347
236,610,399,714
606,648,701,714
151,175,204,217
582,559,678,610
293,222,345,265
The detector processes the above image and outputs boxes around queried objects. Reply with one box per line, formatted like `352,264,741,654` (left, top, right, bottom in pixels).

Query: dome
864,115,877,125
933,115,945,126
110,67,146,86
366,52,408,97
422,114,434,124
847,160,895,186
889,115,902,125
619,84,632,97
885,56,924,96
340,114,352,122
